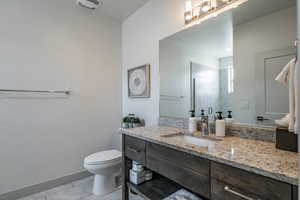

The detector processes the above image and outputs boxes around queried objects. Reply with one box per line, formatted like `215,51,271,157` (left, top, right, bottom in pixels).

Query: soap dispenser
225,111,234,124
188,110,197,133
216,112,225,137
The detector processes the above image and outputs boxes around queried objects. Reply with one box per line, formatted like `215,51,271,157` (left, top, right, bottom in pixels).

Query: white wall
122,0,185,125
234,6,297,123
0,0,121,195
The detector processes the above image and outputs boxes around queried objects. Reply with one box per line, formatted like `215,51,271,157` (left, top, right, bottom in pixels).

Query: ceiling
96,0,150,21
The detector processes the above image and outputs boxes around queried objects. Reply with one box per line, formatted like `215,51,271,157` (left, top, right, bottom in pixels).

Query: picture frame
128,64,150,98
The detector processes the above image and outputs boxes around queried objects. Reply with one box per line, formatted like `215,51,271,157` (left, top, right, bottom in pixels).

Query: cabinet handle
224,186,259,200
128,146,141,153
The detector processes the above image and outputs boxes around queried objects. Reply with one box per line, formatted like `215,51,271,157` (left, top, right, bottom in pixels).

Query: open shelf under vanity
126,174,182,200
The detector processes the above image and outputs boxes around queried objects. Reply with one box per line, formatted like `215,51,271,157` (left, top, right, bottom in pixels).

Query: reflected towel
275,58,298,133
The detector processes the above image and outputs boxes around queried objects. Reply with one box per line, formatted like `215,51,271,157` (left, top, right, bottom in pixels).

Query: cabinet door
211,162,292,200
211,178,264,200
292,185,298,200
255,48,295,123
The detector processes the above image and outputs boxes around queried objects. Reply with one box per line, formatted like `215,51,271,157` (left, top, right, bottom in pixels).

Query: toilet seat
84,150,121,165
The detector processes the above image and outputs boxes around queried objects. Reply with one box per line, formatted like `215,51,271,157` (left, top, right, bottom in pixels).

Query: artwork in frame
128,64,150,98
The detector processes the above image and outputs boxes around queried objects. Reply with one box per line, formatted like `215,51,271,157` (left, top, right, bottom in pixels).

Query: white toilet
84,150,122,196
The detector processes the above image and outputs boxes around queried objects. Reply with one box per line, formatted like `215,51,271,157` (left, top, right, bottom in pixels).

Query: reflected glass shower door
191,62,220,116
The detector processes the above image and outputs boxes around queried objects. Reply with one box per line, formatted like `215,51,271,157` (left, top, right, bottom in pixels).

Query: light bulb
211,0,217,8
193,6,200,17
185,0,193,22
202,0,211,12
185,0,192,12
185,13,193,21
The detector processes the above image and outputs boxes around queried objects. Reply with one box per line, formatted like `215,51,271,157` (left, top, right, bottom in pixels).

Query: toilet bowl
84,150,122,196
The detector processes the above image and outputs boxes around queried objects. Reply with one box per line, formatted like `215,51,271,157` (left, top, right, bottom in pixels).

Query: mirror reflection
159,0,297,126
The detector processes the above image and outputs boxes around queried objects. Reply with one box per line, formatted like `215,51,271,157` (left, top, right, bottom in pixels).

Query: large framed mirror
159,0,297,126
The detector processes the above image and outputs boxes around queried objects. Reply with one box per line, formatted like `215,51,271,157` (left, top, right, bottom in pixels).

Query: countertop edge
121,130,298,186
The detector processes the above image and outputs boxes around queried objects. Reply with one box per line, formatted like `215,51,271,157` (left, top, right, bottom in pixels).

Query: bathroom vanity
121,126,298,200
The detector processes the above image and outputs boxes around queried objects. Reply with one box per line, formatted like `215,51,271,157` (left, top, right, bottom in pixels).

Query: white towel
275,58,298,133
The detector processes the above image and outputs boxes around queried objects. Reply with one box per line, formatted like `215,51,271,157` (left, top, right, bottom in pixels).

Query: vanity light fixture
184,0,248,25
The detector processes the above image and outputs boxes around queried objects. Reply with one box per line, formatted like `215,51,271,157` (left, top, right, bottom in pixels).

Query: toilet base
93,174,121,196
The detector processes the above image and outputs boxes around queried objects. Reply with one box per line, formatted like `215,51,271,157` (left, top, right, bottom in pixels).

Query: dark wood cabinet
211,162,292,200
122,134,297,200
146,142,210,175
146,143,210,199
292,185,298,200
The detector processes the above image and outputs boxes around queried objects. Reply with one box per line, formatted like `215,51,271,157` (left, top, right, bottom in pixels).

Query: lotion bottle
188,110,197,133
216,112,225,137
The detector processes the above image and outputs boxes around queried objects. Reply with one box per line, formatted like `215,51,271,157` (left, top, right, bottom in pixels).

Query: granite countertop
121,126,298,185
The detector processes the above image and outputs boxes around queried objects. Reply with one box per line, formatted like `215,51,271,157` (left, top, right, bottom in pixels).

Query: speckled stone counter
121,126,298,185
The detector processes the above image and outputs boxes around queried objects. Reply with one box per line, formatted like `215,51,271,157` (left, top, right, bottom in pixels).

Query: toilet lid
84,150,121,165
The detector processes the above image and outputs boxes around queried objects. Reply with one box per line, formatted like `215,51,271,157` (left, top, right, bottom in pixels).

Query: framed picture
128,64,150,98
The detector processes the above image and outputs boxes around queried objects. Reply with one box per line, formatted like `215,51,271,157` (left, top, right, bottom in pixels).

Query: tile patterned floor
18,176,121,200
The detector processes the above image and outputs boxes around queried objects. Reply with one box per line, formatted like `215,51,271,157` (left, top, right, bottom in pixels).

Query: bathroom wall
0,0,121,195
233,6,297,123
122,0,185,125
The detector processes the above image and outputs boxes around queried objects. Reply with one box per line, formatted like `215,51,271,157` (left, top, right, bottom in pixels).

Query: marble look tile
82,190,121,200
18,196,45,200
43,183,74,197
46,184,92,200
18,192,47,200
227,123,276,142
159,117,276,142
72,176,93,187
17,177,121,200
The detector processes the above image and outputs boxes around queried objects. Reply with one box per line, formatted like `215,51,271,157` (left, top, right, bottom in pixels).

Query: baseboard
0,171,92,200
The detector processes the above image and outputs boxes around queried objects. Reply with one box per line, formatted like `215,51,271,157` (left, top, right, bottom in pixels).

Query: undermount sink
162,133,220,148
178,135,217,147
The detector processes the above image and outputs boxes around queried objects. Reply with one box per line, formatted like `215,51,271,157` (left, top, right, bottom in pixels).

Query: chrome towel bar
0,89,70,95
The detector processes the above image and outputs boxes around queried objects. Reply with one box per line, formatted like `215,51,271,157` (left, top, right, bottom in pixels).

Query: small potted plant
122,116,130,128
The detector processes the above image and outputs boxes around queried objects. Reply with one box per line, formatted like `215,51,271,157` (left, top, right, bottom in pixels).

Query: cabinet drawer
292,185,298,200
211,162,291,200
211,178,263,200
146,142,210,175
146,143,210,198
124,135,146,165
